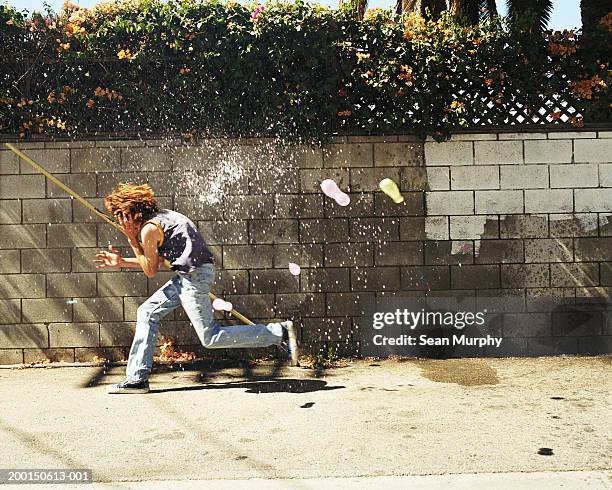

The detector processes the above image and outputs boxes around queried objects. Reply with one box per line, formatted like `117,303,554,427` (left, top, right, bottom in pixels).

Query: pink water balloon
212,298,226,311
320,178,351,207
212,298,233,311
288,262,301,275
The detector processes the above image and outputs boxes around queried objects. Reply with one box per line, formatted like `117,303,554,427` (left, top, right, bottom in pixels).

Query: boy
94,183,298,394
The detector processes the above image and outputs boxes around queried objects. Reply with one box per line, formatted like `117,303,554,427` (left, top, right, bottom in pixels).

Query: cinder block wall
0,130,611,364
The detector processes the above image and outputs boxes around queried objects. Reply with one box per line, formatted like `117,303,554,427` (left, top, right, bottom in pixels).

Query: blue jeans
126,263,283,382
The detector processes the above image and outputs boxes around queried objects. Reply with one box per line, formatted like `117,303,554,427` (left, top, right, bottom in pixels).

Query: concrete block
299,168,349,193
352,267,400,291
574,238,612,261
0,149,19,174
399,167,428,192
501,264,549,288
0,250,20,273
401,266,450,290
97,272,147,296
0,175,45,198
374,192,424,217
274,194,324,218
249,269,299,294
424,240,474,265
0,200,21,224
198,221,248,246
500,214,548,238
0,274,45,299
548,131,596,139
47,273,97,297
71,148,120,172
301,318,353,342
47,173,97,198
248,165,299,195
424,141,473,166
598,131,612,138
223,245,274,269
146,270,176,294
49,322,99,347
526,287,575,312
524,189,572,213
550,263,599,287
474,141,523,165
47,224,96,248
575,189,612,212
476,239,524,264
574,138,612,163
500,165,548,189
426,191,474,215
213,270,248,295
475,190,523,214
223,195,274,220
550,164,598,188
450,215,498,240
424,216,449,240
578,336,612,355
275,293,325,317
451,166,499,190
451,264,500,289
23,348,75,363
399,217,427,241
75,347,126,363
300,268,350,292
0,324,48,348
449,133,497,141
72,247,122,273
22,198,72,223
287,145,323,168
224,294,275,319
100,322,136,347
22,298,71,323
0,349,23,364
600,164,612,187
503,313,551,336
325,193,374,218
300,219,349,243
524,140,572,164
325,292,371,316
423,167,450,190
121,146,172,171
322,143,373,168
549,214,599,237
375,242,423,266
524,238,573,263
498,132,546,140
324,243,373,267
18,149,70,174
73,297,124,322
274,244,323,268
351,167,400,192
122,297,150,322
172,196,219,221
552,311,603,337
374,142,423,167
248,219,299,244
0,299,20,323
0,224,46,249
349,217,400,242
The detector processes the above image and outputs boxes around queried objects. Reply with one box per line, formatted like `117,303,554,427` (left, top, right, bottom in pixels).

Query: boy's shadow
150,378,343,394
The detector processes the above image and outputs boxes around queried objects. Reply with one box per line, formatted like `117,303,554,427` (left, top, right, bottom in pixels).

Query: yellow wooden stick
4,142,255,326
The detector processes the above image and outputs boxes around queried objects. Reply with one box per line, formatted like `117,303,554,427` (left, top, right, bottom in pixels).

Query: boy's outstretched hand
94,244,124,268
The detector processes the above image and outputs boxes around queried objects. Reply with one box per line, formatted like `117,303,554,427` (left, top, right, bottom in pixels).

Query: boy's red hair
104,183,159,223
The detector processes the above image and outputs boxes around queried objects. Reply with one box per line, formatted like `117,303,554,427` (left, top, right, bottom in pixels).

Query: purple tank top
142,209,213,273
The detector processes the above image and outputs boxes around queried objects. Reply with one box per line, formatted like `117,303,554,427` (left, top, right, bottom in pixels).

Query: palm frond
506,0,553,31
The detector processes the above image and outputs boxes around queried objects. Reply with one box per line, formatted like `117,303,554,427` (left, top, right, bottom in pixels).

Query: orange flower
484,78,493,87
337,110,352,117
86,99,94,108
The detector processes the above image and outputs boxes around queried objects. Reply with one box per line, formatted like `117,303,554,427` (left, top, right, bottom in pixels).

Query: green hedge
1,0,610,143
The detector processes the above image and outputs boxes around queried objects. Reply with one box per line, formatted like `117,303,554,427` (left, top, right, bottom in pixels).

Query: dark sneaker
107,378,150,394
280,320,299,367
